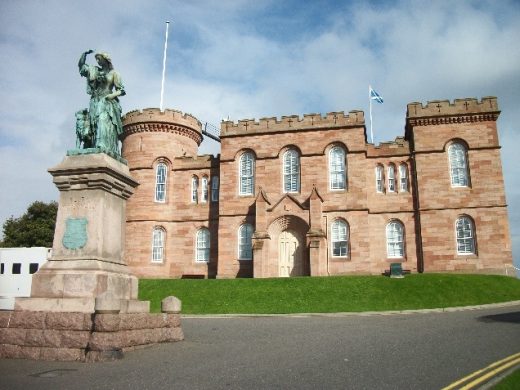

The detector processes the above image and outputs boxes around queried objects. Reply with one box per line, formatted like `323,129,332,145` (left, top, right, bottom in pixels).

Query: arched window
201,176,208,203
238,224,254,260
376,165,384,193
283,149,300,193
151,227,165,263
399,163,408,192
329,146,346,190
191,176,199,203
196,228,210,262
386,221,404,258
239,152,255,195
448,143,470,187
387,164,396,192
456,216,476,255
331,219,349,257
211,176,219,202
154,163,167,202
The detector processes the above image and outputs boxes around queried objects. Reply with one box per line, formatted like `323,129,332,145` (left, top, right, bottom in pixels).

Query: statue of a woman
78,50,125,156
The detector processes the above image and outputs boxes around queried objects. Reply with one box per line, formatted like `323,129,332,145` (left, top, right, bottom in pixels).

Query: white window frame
331,219,349,257
151,227,165,263
211,176,219,202
201,176,208,203
329,147,346,190
154,163,167,203
386,221,404,258
456,216,476,255
399,163,408,192
196,228,210,262
376,165,384,193
239,152,255,196
388,164,396,192
448,143,470,187
238,224,254,260
191,176,199,203
283,149,300,193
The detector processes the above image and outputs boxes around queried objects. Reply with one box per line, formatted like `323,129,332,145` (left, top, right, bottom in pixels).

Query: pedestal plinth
16,153,142,313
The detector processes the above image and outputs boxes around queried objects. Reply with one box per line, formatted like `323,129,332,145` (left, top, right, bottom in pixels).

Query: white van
0,247,50,310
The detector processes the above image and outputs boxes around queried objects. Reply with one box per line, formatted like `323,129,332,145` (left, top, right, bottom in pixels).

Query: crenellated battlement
407,97,500,126
367,136,410,157
220,110,365,137
122,107,202,131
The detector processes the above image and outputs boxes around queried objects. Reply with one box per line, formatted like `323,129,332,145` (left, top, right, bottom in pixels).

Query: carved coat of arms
62,217,88,249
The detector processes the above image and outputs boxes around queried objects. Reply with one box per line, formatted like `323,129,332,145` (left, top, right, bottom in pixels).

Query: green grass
138,274,520,314
492,368,520,389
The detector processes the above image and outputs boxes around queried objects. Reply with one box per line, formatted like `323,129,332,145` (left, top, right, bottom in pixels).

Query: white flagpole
369,85,374,144
160,21,170,112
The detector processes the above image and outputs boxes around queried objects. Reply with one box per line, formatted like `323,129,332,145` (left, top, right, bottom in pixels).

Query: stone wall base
0,310,183,362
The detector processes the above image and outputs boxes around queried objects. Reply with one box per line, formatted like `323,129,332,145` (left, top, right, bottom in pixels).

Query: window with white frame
448,143,470,187
201,176,208,203
211,176,219,202
456,216,476,255
239,152,255,195
388,164,396,192
399,163,408,192
283,149,300,193
329,146,346,190
331,219,349,257
154,163,167,202
191,176,199,203
376,165,384,193
196,228,210,262
151,227,165,263
386,221,404,258
238,224,254,260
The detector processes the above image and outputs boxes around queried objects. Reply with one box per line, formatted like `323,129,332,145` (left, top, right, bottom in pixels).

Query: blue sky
1,0,519,272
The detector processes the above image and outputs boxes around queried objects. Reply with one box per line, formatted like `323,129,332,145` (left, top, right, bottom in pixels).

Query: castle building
121,96,512,278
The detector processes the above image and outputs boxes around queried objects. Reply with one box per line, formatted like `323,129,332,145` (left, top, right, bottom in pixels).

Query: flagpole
160,21,170,112
369,85,374,144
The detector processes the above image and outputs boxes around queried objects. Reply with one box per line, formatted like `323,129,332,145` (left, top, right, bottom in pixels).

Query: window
386,221,404,258
239,152,255,195
238,224,254,260
456,216,476,255
154,163,167,202
12,263,22,274
196,228,210,262
399,163,408,192
283,149,300,193
331,220,349,257
376,165,384,193
329,147,346,190
388,164,396,192
211,176,219,202
191,176,199,203
201,176,208,203
448,143,470,187
1,263,4,274
29,263,39,274
152,227,165,263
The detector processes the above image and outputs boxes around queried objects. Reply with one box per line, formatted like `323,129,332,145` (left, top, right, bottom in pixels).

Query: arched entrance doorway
278,229,304,277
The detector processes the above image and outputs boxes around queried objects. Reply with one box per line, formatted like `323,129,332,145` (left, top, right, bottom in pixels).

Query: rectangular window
1,263,4,274
388,166,396,192
29,263,39,274
211,176,219,202
12,263,22,274
201,177,208,203
376,166,384,193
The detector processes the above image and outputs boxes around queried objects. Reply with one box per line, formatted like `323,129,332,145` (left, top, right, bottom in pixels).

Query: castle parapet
367,137,410,157
407,97,500,126
220,110,365,137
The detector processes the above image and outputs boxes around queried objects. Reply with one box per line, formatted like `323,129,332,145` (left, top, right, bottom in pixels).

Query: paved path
1,304,519,389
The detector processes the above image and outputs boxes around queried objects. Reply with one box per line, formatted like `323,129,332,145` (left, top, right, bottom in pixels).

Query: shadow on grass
477,311,520,324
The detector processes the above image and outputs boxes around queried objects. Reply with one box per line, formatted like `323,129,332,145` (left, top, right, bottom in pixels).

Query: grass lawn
138,274,520,314
492,368,520,389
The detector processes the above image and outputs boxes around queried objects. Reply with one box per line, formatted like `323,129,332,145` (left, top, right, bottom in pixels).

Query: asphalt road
1,304,519,389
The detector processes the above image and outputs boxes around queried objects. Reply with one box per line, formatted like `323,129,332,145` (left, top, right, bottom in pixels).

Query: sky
1,0,519,271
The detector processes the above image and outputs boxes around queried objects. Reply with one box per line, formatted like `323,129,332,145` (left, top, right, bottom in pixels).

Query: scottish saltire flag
369,86,384,104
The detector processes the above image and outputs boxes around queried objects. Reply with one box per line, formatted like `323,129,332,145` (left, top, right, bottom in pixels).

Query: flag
369,87,384,104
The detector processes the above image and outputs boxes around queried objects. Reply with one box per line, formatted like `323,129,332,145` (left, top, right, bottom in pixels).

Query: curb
182,300,520,319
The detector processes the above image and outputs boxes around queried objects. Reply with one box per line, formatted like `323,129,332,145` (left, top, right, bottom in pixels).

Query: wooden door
279,230,303,277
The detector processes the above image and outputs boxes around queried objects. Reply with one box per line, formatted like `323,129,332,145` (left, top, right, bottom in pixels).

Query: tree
0,201,58,248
